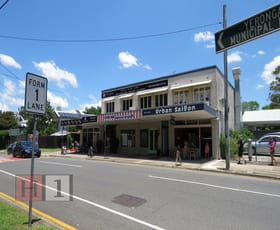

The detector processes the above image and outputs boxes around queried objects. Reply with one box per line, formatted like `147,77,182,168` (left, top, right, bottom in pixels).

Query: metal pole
28,114,37,227
223,5,230,170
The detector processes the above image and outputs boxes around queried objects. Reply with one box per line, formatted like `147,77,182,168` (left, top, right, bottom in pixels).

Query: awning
51,130,70,136
119,93,134,99
170,80,212,90
136,86,169,95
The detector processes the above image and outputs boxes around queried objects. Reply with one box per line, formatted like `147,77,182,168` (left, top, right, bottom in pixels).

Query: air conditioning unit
129,107,136,111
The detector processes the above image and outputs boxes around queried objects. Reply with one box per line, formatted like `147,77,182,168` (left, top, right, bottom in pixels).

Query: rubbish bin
247,139,253,161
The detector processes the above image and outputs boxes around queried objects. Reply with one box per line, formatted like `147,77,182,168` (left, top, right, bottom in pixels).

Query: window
174,90,189,105
194,87,210,104
122,99,132,111
106,102,115,113
155,93,167,107
140,96,152,109
120,130,135,147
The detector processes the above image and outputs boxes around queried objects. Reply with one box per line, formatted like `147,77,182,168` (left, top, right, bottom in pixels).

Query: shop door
148,129,158,154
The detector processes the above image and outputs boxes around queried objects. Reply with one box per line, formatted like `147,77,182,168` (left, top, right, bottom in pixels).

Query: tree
84,106,101,115
242,101,259,113
18,101,57,135
0,111,18,129
267,66,280,109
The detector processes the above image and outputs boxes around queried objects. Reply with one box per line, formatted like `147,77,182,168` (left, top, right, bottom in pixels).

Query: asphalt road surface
0,156,280,230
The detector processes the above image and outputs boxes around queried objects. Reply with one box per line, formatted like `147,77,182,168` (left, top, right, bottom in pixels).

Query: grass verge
0,198,55,230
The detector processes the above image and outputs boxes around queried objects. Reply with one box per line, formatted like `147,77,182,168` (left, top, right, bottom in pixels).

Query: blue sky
0,0,279,113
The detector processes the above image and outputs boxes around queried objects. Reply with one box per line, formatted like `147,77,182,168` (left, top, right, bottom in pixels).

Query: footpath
51,151,280,180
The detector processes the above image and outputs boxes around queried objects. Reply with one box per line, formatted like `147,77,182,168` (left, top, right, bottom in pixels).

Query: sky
0,0,279,113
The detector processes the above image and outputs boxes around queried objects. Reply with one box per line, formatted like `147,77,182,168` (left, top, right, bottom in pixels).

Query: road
0,156,280,230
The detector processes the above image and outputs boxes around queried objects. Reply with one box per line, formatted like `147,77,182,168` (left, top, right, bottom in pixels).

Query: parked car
12,141,41,158
7,142,16,154
243,133,280,156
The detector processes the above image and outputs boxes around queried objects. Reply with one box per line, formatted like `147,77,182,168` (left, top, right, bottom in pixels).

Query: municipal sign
25,73,48,114
215,4,280,53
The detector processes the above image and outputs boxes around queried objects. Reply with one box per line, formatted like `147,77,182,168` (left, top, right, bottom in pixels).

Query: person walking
237,135,245,164
269,137,277,166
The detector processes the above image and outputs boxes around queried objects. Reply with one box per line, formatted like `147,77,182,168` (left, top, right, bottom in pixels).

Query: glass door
148,129,158,154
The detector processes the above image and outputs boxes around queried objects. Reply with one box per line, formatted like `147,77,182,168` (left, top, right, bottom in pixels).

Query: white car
243,133,280,155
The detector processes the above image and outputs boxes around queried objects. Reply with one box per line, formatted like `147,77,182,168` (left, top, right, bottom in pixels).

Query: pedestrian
269,137,277,166
237,135,245,164
204,142,210,158
88,145,93,157
175,145,182,165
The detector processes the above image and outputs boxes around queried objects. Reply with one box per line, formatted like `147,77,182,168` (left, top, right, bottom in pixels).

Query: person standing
269,137,277,166
204,142,210,158
237,135,245,164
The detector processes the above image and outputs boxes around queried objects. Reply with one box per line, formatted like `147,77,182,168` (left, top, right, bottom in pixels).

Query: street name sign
25,72,48,114
215,3,280,53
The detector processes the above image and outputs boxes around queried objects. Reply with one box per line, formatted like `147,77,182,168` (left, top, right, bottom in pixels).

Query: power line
0,0,9,11
0,22,221,43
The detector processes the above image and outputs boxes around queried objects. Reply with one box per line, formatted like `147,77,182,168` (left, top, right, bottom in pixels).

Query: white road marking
0,169,166,230
149,175,280,198
39,160,82,168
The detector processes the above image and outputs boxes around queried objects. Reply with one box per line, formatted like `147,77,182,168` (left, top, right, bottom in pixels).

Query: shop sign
98,111,142,121
142,103,204,116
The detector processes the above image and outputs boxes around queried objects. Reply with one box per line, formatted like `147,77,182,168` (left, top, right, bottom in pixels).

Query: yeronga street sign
215,3,280,53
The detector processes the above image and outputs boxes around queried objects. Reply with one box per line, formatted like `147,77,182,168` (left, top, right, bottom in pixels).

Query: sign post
24,72,48,227
215,3,280,53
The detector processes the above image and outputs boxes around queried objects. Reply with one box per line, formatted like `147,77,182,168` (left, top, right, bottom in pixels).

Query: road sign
25,72,48,114
215,3,280,53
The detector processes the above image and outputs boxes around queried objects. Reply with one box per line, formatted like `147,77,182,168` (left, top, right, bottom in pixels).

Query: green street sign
215,4,280,53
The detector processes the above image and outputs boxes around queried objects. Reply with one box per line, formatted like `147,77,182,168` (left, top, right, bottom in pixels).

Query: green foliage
242,101,259,113
229,128,254,157
18,101,56,135
267,66,280,108
83,106,101,115
0,111,17,129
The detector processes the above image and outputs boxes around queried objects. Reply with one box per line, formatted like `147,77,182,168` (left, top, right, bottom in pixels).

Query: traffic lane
35,158,280,229
1,157,280,230
36,159,280,230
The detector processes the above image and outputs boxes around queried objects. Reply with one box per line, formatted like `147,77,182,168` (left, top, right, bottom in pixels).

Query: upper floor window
194,87,210,103
106,102,115,113
140,96,152,109
155,93,167,107
174,90,189,105
122,99,133,111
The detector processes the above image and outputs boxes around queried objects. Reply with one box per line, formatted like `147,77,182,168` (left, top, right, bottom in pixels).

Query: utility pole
223,5,230,170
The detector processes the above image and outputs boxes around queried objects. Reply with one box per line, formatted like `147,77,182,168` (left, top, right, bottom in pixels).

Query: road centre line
0,169,166,230
39,160,82,168
149,175,280,198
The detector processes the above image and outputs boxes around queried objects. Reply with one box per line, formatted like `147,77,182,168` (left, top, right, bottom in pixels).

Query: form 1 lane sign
215,3,280,53
25,73,48,114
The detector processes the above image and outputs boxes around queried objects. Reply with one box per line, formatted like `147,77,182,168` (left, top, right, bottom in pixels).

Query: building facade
81,65,237,159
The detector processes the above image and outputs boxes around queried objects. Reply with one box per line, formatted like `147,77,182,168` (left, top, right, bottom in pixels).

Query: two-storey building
81,65,238,159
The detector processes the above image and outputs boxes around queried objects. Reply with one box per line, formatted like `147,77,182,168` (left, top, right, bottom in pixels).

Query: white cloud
80,95,101,111
33,60,78,88
194,31,214,42
0,54,21,69
118,51,152,70
261,55,280,84
0,103,9,111
227,51,242,63
47,91,69,109
4,79,16,96
258,50,265,55
118,51,139,68
256,84,264,90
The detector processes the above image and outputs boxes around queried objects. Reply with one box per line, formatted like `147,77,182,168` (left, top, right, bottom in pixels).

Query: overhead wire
0,22,221,43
